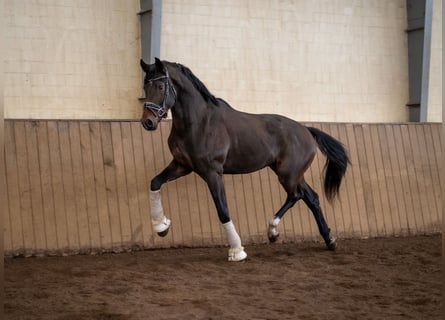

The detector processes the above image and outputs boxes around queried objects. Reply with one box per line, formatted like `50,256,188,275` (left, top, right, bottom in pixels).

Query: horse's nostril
142,119,155,130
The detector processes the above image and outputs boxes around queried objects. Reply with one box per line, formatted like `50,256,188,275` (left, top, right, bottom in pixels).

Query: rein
143,68,177,120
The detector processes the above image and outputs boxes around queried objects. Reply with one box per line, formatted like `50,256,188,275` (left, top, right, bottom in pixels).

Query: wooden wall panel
4,120,442,256
5,121,24,252
68,121,90,250
423,125,441,226
129,122,151,247
89,122,112,250
15,121,36,252
36,122,58,251
335,124,356,237
101,122,122,249
110,122,130,246
345,124,367,237
78,121,101,249
58,121,79,250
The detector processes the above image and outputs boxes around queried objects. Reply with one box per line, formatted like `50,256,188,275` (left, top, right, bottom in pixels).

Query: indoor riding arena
3,1,442,320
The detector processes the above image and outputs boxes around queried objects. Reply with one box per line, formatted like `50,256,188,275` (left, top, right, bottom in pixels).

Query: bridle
143,68,177,121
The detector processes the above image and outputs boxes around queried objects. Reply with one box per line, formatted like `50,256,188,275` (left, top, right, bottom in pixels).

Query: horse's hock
4,120,442,256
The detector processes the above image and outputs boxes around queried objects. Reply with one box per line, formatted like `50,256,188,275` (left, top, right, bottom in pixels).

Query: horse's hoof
157,228,169,237
268,233,279,243
327,238,337,251
153,216,171,237
228,247,247,262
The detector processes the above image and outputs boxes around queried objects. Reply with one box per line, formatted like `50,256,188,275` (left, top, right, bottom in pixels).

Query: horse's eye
158,84,164,90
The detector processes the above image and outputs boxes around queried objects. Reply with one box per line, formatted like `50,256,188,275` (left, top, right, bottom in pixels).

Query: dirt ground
4,235,442,320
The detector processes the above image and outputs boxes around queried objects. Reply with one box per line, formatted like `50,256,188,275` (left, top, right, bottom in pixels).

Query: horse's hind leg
268,189,303,243
301,182,337,250
267,159,307,242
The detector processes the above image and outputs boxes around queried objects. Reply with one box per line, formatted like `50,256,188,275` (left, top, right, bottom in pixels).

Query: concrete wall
4,0,142,119
3,0,424,122
161,0,411,122
4,120,442,256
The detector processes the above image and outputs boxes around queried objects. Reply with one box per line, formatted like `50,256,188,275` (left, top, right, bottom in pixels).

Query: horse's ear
154,57,166,73
140,59,150,72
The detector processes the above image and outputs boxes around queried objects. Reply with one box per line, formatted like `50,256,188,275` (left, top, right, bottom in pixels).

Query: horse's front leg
150,160,191,237
204,171,247,262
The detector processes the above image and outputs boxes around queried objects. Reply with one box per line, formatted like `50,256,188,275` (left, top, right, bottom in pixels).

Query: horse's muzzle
142,118,158,131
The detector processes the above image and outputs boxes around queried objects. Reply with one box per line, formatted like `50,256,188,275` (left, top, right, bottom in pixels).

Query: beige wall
3,1,441,122
4,0,142,119
161,0,410,122
426,0,442,122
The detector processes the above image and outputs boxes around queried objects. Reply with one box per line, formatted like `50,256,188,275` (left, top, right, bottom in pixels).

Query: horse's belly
223,166,267,175
222,152,273,174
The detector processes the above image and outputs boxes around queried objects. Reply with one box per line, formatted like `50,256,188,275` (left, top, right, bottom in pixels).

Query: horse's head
140,58,176,130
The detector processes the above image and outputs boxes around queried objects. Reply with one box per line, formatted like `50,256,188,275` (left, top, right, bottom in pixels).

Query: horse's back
221,109,317,174
242,112,315,152
258,113,317,157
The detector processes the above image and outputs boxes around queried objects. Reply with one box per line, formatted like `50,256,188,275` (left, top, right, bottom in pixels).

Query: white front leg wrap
223,221,242,248
150,190,171,233
223,221,247,262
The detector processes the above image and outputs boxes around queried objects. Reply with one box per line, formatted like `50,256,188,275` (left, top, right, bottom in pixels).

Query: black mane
173,63,220,106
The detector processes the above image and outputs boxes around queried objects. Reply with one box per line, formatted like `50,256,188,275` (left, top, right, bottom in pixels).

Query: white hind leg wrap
268,217,281,238
150,190,170,233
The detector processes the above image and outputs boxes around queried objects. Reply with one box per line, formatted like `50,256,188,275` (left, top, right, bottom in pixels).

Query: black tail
307,127,350,201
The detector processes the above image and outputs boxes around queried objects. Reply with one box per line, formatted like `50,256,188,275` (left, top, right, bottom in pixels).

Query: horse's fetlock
150,178,162,191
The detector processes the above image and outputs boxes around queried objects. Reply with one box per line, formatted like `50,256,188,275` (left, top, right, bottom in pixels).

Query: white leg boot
223,221,247,262
268,217,281,242
150,190,171,236
228,247,247,262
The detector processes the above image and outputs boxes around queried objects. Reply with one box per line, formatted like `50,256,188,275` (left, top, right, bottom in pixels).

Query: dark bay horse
140,58,350,261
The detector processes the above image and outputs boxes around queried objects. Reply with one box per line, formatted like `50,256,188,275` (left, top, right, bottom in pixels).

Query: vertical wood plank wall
4,120,442,256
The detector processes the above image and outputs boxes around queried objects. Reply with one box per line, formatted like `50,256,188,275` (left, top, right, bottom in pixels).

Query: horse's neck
169,70,216,134
171,99,209,134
